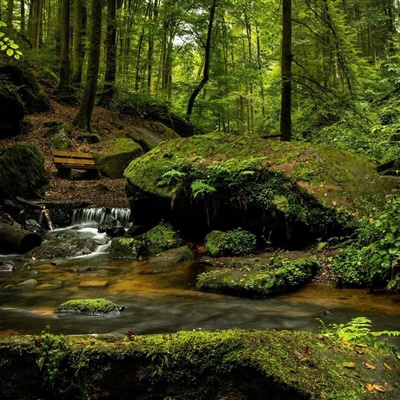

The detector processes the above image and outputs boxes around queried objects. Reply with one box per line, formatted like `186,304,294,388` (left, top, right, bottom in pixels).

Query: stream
0,208,399,345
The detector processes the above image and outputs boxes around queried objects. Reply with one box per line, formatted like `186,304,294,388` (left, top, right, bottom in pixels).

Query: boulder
109,237,144,259
93,138,143,178
0,83,24,137
0,63,50,114
125,121,180,152
125,133,392,248
0,142,48,201
55,298,124,316
148,245,194,264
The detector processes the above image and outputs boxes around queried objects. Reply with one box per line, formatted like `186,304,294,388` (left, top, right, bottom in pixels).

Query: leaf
10,43,19,49
384,363,392,370
305,345,312,355
6,48,13,57
364,362,376,370
365,383,374,391
343,361,356,369
1,44,6,51
373,384,385,393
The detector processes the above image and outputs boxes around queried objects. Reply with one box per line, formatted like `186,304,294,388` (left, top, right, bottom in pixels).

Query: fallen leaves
366,383,386,393
343,361,356,369
363,362,376,370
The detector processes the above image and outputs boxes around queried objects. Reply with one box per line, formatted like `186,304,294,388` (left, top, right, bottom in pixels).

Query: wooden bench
52,150,103,179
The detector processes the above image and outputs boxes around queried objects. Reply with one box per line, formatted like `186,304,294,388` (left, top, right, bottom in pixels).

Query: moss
0,142,48,200
205,228,257,257
55,298,124,316
94,138,143,178
1,329,399,399
196,256,320,297
134,221,184,254
109,237,144,259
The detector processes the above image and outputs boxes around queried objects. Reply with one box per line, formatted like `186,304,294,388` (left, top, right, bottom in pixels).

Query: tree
72,0,85,86
58,0,71,93
73,0,102,132
186,0,217,120
280,0,292,141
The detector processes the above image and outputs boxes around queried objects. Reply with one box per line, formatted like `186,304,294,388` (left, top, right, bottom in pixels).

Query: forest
0,1,400,399
0,0,399,162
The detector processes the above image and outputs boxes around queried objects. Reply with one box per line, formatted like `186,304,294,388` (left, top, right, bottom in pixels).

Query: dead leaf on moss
373,384,385,393
384,363,392,370
366,383,374,391
305,345,312,355
364,362,376,370
343,362,356,369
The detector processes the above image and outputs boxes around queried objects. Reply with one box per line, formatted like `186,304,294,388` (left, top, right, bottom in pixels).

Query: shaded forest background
1,0,400,166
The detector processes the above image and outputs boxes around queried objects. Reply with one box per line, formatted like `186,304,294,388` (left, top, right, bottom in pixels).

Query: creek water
0,208,399,345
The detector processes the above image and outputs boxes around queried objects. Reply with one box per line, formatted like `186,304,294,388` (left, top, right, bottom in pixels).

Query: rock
133,222,184,255
125,133,392,248
148,245,194,264
79,280,109,288
109,237,144,259
0,142,48,201
205,228,257,257
17,279,38,286
0,82,24,138
55,298,124,315
93,138,143,178
0,63,50,114
196,256,320,297
36,281,63,290
125,121,180,152
0,260,15,271
44,122,71,150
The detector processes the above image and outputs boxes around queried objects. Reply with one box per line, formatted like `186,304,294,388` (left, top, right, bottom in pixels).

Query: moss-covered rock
44,121,71,150
205,228,257,257
125,133,391,248
0,328,399,399
0,82,24,138
148,245,194,264
0,142,48,200
0,63,50,114
55,298,124,316
93,138,143,178
125,121,180,151
109,237,144,259
196,255,320,297
134,222,184,254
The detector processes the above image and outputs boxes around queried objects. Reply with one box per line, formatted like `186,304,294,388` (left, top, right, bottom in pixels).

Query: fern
157,169,186,187
191,180,216,199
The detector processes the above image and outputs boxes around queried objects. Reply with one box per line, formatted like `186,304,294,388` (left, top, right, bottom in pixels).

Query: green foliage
317,317,400,350
0,21,22,59
333,193,400,290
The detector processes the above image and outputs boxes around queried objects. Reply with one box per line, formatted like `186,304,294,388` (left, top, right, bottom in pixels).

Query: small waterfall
72,207,132,228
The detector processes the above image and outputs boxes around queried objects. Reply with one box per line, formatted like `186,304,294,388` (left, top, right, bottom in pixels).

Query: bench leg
88,169,101,179
58,167,73,179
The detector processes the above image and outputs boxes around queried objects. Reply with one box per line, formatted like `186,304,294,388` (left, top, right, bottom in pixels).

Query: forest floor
1,97,143,207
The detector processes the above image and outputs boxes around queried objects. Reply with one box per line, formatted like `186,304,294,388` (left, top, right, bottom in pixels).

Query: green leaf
6,48,14,57
0,21,6,27
1,44,7,51
0,32,5,37
10,43,19,49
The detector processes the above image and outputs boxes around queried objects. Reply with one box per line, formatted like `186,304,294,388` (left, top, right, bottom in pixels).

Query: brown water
1,223,399,345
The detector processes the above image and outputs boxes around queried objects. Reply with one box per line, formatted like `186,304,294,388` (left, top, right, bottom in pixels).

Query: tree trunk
7,0,14,28
0,223,42,253
72,0,84,86
280,0,292,142
186,0,217,120
72,0,102,132
58,0,71,92
29,0,44,49
20,0,26,32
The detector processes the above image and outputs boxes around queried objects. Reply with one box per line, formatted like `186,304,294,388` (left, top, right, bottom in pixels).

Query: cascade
71,207,132,228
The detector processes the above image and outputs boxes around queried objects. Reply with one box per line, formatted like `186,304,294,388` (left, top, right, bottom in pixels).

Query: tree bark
280,0,292,141
58,0,71,92
72,0,102,132
6,0,14,28
0,223,42,253
99,0,117,107
72,0,84,86
186,0,217,120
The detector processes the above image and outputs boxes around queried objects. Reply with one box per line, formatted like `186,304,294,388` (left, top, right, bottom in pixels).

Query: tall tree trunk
280,0,292,142
72,0,84,86
58,0,71,92
147,0,159,94
29,0,44,49
20,0,26,32
6,0,14,28
99,0,117,107
186,0,217,120
73,0,102,132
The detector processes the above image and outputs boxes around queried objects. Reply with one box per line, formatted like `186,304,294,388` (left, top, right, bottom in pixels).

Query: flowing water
0,208,399,345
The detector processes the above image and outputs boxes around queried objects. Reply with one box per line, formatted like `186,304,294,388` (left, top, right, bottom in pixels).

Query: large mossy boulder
0,63,50,114
55,298,124,316
196,256,320,297
0,83,24,137
125,121,180,152
125,133,391,248
93,138,143,178
0,142,48,200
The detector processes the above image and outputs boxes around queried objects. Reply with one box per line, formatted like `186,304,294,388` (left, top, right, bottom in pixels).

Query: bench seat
52,150,102,179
